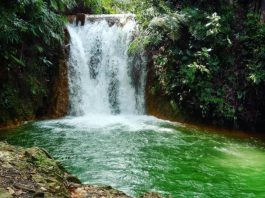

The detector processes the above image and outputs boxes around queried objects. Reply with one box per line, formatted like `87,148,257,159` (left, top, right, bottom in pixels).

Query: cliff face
46,59,69,119
46,42,70,119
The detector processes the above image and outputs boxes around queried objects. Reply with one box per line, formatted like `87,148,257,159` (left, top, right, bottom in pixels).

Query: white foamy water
67,15,145,116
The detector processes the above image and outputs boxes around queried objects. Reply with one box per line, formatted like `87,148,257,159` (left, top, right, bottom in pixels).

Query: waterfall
67,14,146,116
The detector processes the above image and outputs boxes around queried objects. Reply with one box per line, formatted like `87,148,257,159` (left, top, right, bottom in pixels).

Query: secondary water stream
1,15,265,197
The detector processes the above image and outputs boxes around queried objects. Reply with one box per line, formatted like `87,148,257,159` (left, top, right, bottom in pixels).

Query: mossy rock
0,142,69,198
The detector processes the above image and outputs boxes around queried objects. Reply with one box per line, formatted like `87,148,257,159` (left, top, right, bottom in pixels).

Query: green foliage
130,1,265,130
48,0,76,11
72,0,124,14
0,0,76,124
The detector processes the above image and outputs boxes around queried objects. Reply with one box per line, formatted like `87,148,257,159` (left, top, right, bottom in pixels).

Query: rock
67,15,76,24
66,175,82,184
141,192,163,198
69,184,131,198
15,189,24,196
76,13,86,26
39,148,53,159
40,187,47,191
47,58,69,119
33,192,45,198
0,142,69,197
14,183,35,192
6,187,15,195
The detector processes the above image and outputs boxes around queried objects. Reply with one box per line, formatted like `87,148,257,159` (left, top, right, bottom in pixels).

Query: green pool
1,115,265,197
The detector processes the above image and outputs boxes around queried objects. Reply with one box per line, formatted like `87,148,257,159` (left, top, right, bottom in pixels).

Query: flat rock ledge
0,142,162,198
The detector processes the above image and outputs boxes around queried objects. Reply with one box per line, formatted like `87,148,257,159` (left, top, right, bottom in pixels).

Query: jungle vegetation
128,0,265,131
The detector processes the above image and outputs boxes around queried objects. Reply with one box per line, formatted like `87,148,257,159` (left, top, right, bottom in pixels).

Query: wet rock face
68,15,76,24
48,58,69,118
76,13,86,26
46,27,70,119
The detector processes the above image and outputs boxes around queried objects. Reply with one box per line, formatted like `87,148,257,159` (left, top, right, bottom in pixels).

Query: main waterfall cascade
67,14,146,116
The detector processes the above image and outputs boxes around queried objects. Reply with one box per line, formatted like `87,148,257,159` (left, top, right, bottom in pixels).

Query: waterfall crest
67,15,146,116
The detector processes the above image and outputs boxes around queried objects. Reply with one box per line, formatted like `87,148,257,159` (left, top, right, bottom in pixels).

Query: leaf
36,46,44,53
10,55,25,67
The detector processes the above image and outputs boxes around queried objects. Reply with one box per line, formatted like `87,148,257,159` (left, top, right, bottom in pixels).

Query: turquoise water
1,115,265,197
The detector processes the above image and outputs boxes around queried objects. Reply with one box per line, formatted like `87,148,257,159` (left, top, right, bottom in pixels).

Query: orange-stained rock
67,15,76,24
0,116,35,130
76,13,86,26
48,58,69,118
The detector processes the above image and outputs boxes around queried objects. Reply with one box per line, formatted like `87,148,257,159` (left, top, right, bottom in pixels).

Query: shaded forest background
0,0,265,132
